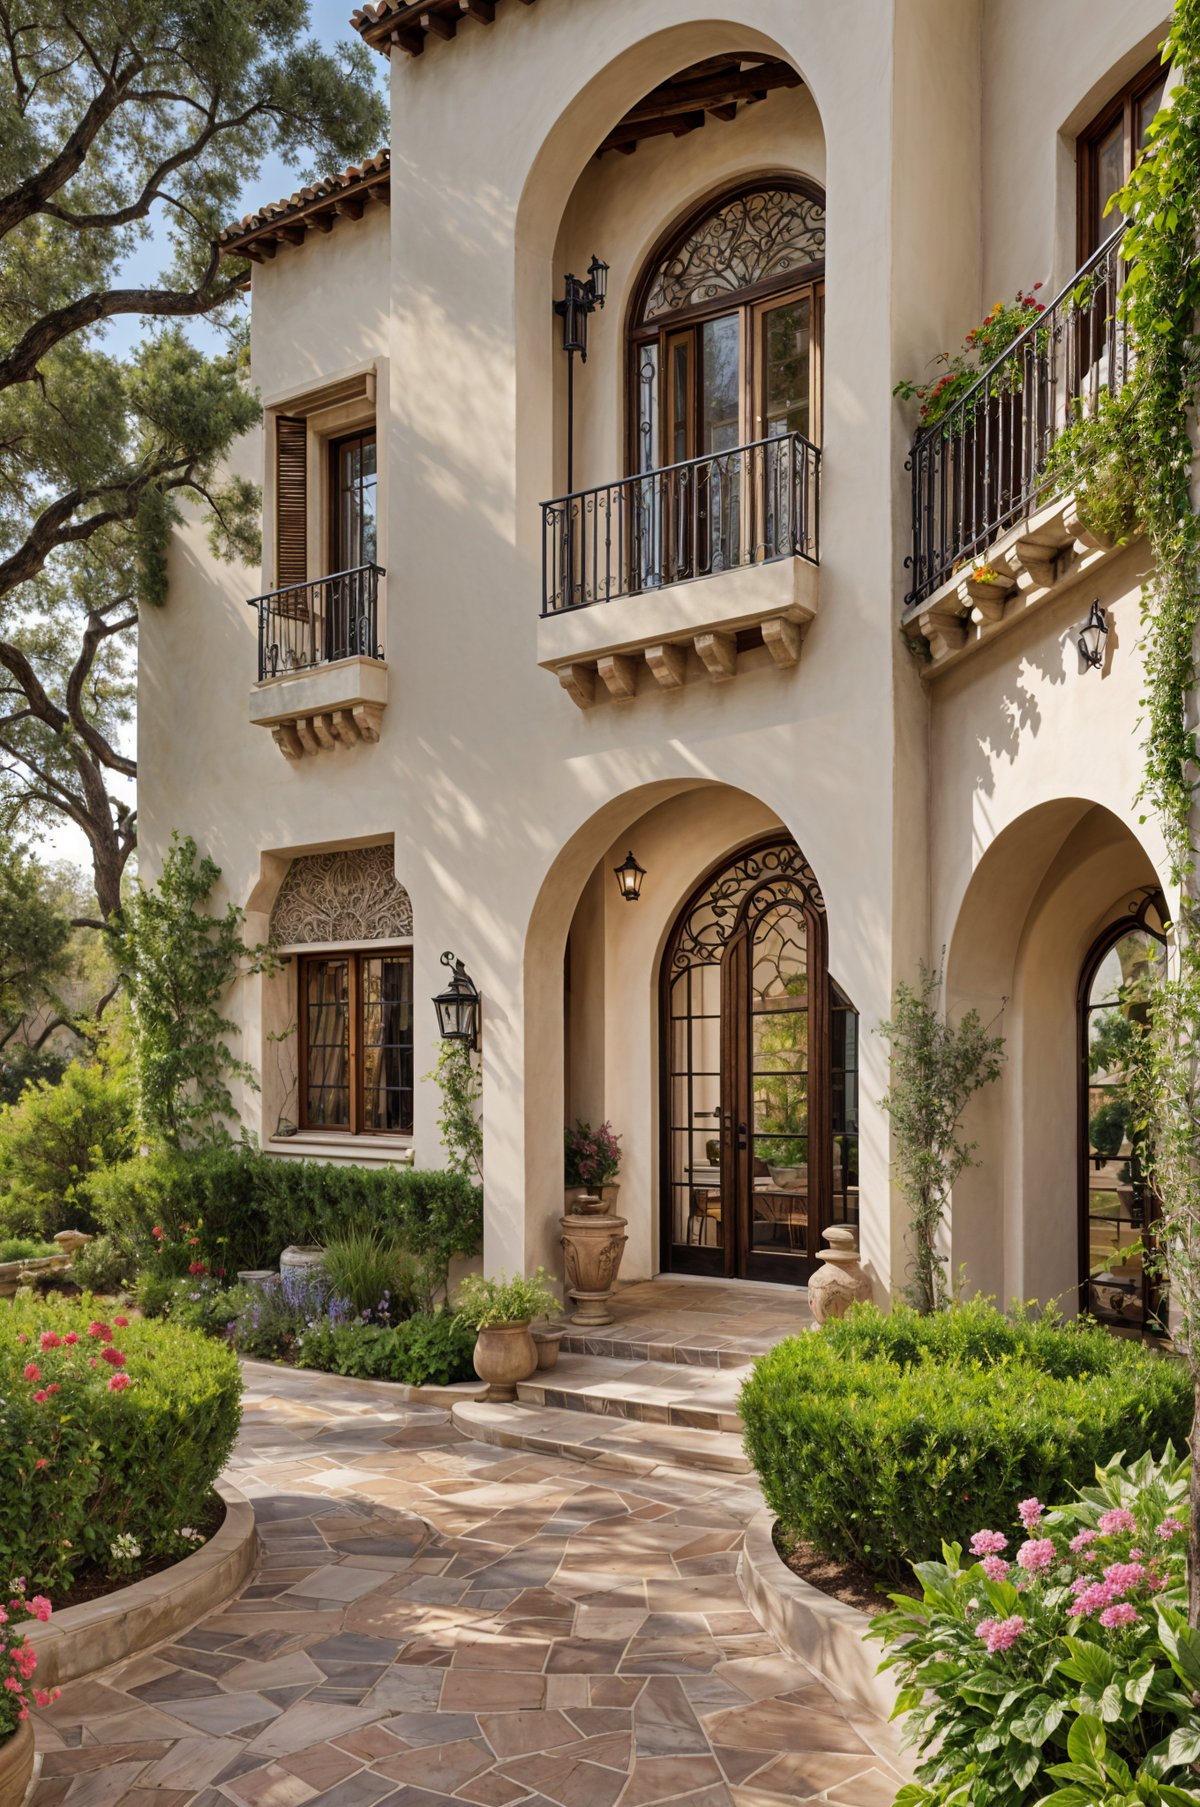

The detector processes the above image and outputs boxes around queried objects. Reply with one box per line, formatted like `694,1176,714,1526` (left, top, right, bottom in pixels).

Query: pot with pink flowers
0,1581,60,1806
564,1119,622,1215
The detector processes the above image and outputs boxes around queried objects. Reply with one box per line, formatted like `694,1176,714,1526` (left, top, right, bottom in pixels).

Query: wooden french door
661,839,834,1285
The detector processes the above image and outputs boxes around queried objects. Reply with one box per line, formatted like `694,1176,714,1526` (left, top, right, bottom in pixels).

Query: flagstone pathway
29,1309,911,1807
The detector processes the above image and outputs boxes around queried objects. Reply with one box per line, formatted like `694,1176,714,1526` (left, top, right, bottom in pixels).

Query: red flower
34,1459,47,1471
100,1347,126,1368
39,1332,62,1351
31,1391,47,1405
23,1363,40,1383
45,1384,60,1396
107,1374,130,1392
151,1226,164,1241
187,1261,207,1277
112,1315,129,1328
63,1333,79,1346
86,1321,112,1342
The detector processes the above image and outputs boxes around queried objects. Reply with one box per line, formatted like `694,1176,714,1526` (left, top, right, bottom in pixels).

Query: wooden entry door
661,840,831,1284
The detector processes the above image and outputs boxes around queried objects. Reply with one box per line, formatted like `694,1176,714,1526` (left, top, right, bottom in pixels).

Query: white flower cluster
109,1534,142,1563
177,1527,204,1545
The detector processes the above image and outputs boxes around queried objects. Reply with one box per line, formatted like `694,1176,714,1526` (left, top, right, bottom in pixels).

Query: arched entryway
659,834,857,1283
1078,890,1168,1338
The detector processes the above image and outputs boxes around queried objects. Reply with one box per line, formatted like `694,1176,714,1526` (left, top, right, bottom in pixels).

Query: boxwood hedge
739,1299,1191,1584
3,1295,242,1591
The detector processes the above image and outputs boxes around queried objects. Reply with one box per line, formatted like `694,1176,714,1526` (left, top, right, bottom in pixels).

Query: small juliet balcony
538,433,820,706
248,564,387,759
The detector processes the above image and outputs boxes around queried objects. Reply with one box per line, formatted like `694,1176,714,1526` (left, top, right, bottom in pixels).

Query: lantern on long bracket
432,952,480,1047
1077,599,1109,671
613,850,646,903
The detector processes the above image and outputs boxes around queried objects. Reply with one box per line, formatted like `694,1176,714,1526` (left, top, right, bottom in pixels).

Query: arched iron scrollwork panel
667,840,825,972
643,189,826,321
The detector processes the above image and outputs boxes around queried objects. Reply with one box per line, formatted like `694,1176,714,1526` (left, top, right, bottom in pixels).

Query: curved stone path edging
29,1365,914,1807
240,1356,488,1409
736,1513,900,1722
28,1479,259,1692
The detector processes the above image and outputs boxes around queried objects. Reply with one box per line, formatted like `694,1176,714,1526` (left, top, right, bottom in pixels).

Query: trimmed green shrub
88,1145,482,1300
2,1294,242,1591
740,1300,1191,1584
68,1233,135,1294
0,1236,57,1262
296,1311,475,1386
0,1046,135,1237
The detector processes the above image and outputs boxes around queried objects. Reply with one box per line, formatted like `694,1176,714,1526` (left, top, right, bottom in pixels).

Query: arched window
1078,891,1168,1337
628,179,825,478
659,835,856,1285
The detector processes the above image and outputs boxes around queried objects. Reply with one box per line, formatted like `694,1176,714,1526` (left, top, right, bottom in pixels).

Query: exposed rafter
351,0,536,57
219,152,391,263
597,58,802,157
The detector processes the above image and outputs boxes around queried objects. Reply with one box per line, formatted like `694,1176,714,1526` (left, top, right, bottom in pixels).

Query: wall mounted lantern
1078,599,1109,670
554,253,608,493
613,850,646,903
433,951,480,1047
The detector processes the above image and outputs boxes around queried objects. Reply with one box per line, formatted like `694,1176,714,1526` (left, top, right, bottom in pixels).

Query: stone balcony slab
538,556,818,708
249,656,388,758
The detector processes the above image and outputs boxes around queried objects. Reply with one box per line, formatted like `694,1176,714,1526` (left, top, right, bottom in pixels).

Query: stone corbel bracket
902,492,1145,675
557,607,813,707
249,657,388,759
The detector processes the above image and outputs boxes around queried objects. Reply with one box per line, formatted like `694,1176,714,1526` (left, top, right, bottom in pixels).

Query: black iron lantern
433,951,480,1046
554,252,608,495
1078,599,1109,670
613,850,646,903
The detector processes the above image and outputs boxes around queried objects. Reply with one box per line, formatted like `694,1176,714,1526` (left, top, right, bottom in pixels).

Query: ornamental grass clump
739,1298,1191,1585
873,1446,1200,1807
1,1295,242,1592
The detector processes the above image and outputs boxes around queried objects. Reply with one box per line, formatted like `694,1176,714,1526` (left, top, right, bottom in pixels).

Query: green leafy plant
872,1447,1200,1807
426,1039,483,1182
296,1311,476,1386
0,1237,57,1263
1042,385,1143,545
879,961,1005,1313
67,1233,134,1295
895,287,1047,427
455,1268,561,1329
319,1227,417,1324
564,1120,621,1189
1091,1097,1133,1161
0,1036,135,1237
114,834,268,1146
1,1294,242,1592
739,1299,1191,1585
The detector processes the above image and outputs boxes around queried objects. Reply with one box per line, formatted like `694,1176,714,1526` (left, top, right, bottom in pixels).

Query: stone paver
31,1287,906,1807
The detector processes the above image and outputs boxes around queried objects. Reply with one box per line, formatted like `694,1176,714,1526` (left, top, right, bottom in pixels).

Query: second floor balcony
248,563,388,758
538,431,820,706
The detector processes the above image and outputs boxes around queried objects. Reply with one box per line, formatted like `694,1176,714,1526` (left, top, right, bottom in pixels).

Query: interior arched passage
945,801,1165,1315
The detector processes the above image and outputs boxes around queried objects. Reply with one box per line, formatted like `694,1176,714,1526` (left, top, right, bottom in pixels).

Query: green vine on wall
1068,0,1200,1624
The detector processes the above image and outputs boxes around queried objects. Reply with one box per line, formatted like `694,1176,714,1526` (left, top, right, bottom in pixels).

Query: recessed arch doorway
659,834,857,1283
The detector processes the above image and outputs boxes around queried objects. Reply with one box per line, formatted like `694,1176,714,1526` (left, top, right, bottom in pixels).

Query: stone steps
450,1396,754,1475
517,1352,746,1433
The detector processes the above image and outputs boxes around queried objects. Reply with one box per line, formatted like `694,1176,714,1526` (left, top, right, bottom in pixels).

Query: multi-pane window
332,430,378,571
300,949,413,1135
1078,60,1167,258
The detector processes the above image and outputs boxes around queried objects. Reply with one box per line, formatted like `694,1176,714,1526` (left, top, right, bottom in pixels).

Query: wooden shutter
275,416,308,587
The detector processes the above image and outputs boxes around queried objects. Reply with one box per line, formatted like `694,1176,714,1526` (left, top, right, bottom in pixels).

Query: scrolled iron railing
541,431,820,616
248,564,385,683
905,224,1130,607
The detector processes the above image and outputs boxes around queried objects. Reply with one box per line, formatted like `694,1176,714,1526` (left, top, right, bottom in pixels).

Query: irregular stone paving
30,1361,910,1807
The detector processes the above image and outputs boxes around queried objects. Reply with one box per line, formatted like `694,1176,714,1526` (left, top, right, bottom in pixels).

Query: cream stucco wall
139,0,1173,1310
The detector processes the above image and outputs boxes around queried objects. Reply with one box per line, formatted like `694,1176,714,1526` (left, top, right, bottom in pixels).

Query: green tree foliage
879,962,1004,1313
115,833,264,1145
0,5,387,913
0,842,72,1037
0,1029,135,1235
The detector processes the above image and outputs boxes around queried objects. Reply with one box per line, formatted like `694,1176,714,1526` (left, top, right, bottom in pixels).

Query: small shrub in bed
0,1236,57,1263
739,1299,1191,1584
2,1295,242,1592
296,1311,476,1386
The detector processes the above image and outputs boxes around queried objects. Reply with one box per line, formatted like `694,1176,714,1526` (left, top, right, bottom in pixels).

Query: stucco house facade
140,0,1173,1333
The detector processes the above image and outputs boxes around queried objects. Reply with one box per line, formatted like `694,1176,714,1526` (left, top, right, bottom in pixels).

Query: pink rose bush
874,1445,1200,1807
2,1295,241,1595
0,1579,61,1741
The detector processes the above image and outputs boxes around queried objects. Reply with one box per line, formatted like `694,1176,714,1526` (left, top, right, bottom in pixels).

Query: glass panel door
747,901,811,1274
361,954,414,1134
665,960,724,1271
699,313,742,572
754,289,819,558
303,957,351,1129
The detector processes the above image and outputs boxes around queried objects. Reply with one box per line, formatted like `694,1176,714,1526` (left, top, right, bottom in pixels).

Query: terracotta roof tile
219,150,390,259
352,0,535,58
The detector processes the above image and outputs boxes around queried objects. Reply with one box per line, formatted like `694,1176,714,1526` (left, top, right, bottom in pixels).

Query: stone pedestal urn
560,1196,628,1328
472,1321,538,1401
807,1225,871,1325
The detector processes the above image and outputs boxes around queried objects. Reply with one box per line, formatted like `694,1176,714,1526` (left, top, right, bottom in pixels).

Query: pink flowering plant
564,1120,621,1191
872,1446,1200,1806
0,1579,61,1742
2,1294,241,1593
895,287,1048,430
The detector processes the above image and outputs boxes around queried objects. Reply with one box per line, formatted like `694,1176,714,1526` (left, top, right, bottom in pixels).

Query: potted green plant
1089,1095,1131,1165
455,1268,561,1400
564,1119,621,1213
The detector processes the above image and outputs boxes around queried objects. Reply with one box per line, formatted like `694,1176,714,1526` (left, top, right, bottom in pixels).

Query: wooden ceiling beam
460,0,495,18
420,10,457,40
621,60,799,124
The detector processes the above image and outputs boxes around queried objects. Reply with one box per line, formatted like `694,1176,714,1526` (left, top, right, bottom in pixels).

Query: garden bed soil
772,1523,913,1615
53,1491,225,1612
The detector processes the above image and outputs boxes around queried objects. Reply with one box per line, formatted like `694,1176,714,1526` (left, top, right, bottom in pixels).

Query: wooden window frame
1077,55,1167,262
328,427,378,576
298,947,413,1137
625,175,826,480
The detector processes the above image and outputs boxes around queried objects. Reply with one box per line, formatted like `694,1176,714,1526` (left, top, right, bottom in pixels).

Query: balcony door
327,429,377,662
630,181,825,585
660,836,858,1285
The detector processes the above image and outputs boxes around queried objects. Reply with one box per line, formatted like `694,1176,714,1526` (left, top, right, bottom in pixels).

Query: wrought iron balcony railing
541,431,820,616
905,225,1130,606
248,564,385,683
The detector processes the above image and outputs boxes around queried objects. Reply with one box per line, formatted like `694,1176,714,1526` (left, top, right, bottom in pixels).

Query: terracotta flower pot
0,1718,34,1807
473,1320,538,1401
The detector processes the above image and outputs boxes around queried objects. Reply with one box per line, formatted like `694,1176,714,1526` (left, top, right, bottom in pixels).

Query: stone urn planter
564,1181,619,1215
280,1245,324,1275
532,1324,564,1370
807,1225,870,1325
560,1197,628,1328
0,1718,34,1807
472,1321,539,1401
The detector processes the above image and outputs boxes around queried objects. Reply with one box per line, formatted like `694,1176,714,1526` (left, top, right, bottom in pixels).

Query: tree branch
0,48,144,238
